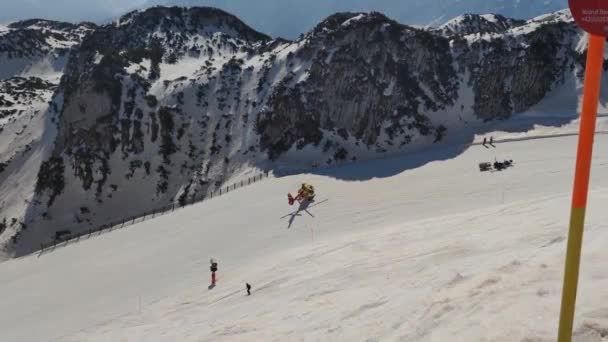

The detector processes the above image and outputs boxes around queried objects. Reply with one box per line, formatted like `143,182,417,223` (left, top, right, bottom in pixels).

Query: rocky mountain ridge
0,7,593,258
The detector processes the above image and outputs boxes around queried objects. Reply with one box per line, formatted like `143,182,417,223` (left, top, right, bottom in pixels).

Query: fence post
132,217,135,224
220,188,222,195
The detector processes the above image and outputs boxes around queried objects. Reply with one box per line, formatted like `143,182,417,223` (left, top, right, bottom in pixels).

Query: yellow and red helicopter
288,183,315,205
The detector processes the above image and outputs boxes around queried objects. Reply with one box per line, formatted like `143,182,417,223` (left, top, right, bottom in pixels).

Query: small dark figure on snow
482,137,487,146
246,283,251,295
210,258,218,285
489,136,494,145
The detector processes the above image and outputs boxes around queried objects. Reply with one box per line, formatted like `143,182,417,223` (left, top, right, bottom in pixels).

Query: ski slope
2,134,608,341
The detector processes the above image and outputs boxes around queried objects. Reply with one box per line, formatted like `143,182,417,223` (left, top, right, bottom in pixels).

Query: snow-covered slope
1,133,608,341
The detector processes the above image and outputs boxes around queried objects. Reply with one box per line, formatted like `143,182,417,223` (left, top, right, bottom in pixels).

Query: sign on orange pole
558,1,606,341
569,0,608,35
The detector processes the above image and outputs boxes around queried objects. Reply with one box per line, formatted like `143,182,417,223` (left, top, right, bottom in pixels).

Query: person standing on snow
210,258,218,286
482,137,487,146
246,283,251,296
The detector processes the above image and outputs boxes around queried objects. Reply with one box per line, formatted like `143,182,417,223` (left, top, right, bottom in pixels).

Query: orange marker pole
558,33,605,342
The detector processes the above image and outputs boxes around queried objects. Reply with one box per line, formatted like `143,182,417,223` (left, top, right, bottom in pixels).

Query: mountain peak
115,6,270,42
526,8,573,25
0,18,94,67
440,13,525,36
308,11,407,40
7,19,96,32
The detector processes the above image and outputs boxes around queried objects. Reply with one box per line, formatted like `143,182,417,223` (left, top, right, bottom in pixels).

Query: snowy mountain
0,6,601,259
0,20,95,258
0,19,95,80
142,0,569,38
439,14,526,36
420,0,568,26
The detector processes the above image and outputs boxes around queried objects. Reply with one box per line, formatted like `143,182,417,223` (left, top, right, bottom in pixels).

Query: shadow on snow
270,114,578,182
